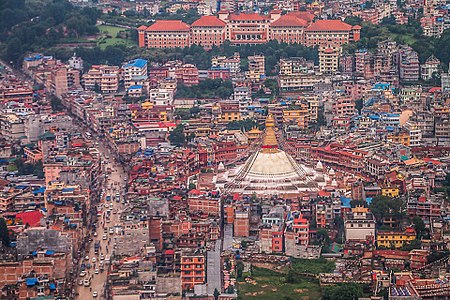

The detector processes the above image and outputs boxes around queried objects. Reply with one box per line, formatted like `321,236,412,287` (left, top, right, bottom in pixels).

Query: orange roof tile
228,13,269,21
288,11,315,23
305,20,352,31
145,20,190,32
271,15,308,27
137,25,148,31
191,16,226,27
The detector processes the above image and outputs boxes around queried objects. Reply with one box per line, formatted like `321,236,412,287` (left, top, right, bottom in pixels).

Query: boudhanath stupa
215,114,328,197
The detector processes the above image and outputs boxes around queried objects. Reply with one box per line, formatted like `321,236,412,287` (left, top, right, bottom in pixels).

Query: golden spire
262,114,279,153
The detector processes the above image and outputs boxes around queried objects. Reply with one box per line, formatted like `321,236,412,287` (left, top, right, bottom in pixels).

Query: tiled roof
271,15,308,27
305,20,353,31
137,25,148,30
228,13,270,21
145,20,190,31
191,16,226,27
287,11,315,23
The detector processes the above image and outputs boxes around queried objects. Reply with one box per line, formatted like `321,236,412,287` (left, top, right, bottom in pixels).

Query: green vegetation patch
291,257,336,274
237,267,321,300
96,25,136,49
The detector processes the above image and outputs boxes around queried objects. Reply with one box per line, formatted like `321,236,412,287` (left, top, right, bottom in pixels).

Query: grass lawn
237,267,322,300
96,25,136,49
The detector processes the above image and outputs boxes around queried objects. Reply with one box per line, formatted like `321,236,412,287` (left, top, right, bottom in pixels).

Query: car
85,255,89,261
92,291,98,298
92,257,96,263
95,268,99,274
100,254,105,260
109,228,114,234
78,279,83,286
79,271,86,277
83,279,90,287
93,232,98,237
102,234,107,240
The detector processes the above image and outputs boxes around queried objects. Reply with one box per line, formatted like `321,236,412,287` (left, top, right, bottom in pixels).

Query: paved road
206,241,222,295
75,133,127,299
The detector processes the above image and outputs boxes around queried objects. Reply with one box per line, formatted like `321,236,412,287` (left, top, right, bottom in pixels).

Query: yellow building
283,104,310,128
387,132,410,146
382,187,400,198
376,228,416,249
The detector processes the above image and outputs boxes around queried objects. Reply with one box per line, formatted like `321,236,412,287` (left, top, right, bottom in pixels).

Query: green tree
168,124,186,146
236,261,244,280
50,95,64,112
370,195,404,226
412,216,426,238
323,283,363,300
317,228,331,246
213,288,220,300
401,239,422,251
0,218,10,247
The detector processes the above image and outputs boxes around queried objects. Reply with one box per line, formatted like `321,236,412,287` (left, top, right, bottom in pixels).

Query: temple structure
215,114,327,197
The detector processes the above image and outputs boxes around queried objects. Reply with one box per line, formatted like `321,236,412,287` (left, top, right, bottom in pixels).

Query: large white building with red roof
137,11,361,49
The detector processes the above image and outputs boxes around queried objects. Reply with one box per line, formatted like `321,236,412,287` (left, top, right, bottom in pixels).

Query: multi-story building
123,59,148,89
269,12,312,44
344,206,376,242
180,252,205,291
420,55,440,81
319,46,340,74
303,20,361,47
83,65,120,93
138,20,191,49
376,228,416,249
137,13,359,49
397,45,419,82
211,53,240,74
190,16,226,49
246,55,265,82
332,97,355,117
291,212,309,247
220,11,272,45
234,210,250,237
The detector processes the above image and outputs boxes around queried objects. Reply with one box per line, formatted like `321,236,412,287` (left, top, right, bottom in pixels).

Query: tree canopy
322,283,364,300
168,124,186,146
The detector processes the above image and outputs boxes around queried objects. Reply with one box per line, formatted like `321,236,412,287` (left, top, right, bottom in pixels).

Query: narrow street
74,130,127,299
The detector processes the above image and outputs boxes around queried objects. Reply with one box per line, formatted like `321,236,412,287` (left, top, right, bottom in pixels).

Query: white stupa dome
315,161,324,171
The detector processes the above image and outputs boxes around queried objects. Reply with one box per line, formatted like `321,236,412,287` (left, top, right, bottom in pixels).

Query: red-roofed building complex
138,20,190,48
304,20,361,47
137,12,360,49
191,16,226,50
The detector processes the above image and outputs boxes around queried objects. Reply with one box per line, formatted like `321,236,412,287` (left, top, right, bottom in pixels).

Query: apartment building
246,55,265,82
83,65,120,93
180,252,205,291
319,46,340,74
123,59,148,89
